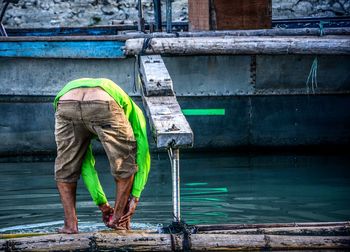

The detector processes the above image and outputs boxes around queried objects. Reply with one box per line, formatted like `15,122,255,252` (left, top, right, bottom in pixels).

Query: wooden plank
140,55,174,96
124,36,350,56
142,96,193,148
188,0,210,31
212,0,271,30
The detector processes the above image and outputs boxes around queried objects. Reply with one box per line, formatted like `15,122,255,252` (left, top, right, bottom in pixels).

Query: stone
2,0,349,28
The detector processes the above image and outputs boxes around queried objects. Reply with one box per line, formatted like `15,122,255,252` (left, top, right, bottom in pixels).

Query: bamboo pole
196,221,350,231
124,36,350,56
200,225,350,236
190,234,350,251
1,28,349,42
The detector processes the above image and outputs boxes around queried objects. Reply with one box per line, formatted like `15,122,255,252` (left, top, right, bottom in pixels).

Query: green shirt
54,78,151,204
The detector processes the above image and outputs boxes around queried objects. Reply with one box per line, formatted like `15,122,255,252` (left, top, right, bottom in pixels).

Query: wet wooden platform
1,222,349,251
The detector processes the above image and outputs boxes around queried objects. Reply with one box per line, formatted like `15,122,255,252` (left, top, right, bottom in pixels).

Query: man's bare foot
107,214,127,230
57,226,78,234
99,203,114,226
57,220,78,234
107,220,127,231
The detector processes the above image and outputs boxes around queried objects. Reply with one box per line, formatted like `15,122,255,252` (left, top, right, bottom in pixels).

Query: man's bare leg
108,175,134,229
57,182,78,234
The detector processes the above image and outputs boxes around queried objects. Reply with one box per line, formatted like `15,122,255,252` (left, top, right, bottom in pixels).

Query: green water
0,152,349,233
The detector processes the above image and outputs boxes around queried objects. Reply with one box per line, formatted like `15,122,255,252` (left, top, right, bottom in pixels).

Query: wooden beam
188,0,210,31
211,0,272,30
139,54,193,149
142,96,193,148
139,55,174,96
0,27,349,43
124,36,350,56
1,230,350,251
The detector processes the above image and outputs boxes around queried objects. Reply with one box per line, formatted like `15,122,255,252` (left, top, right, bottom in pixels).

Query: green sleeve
81,143,108,206
129,103,151,198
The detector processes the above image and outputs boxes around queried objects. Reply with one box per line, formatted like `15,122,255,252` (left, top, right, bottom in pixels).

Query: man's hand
117,196,139,230
98,203,114,226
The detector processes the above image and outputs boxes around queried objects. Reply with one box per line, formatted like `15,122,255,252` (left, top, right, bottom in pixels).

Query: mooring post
168,147,180,222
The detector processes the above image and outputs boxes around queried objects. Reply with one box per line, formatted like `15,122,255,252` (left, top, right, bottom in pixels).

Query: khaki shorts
54,100,138,183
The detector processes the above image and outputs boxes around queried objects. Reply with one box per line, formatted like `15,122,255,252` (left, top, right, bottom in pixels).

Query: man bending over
53,78,150,233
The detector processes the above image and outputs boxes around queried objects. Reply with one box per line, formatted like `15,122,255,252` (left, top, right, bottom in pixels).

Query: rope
318,20,329,36
141,37,152,55
163,219,196,252
306,56,318,94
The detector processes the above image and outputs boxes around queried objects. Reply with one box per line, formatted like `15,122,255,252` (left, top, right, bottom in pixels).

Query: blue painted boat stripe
0,41,125,58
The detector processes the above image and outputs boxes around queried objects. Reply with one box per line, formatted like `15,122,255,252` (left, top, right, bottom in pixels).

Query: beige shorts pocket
55,116,75,141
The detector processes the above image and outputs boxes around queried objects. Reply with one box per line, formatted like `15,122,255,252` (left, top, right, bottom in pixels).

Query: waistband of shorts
57,100,120,110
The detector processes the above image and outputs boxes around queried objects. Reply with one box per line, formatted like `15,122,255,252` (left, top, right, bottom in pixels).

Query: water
0,152,349,234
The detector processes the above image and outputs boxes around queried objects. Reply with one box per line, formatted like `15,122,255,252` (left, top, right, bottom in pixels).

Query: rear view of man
53,78,150,233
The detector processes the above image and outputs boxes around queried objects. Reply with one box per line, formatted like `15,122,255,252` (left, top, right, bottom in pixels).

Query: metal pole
137,0,145,32
0,1,9,37
0,23,7,37
166,0,172,33
0,1,10,23
153,0,162,32
1,0,20,37
168,148,180,222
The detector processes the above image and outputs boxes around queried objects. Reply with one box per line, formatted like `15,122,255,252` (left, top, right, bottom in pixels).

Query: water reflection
0,153,349,233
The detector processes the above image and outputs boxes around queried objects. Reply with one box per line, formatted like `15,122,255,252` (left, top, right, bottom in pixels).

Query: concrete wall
2,0,350,28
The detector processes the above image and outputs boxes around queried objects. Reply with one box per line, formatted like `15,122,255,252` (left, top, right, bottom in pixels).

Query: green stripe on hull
182,109,225,116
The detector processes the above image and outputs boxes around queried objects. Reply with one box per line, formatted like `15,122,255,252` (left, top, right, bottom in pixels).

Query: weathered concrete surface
1,94,350,155
1,56,349,97
2,0,350,28
0,55,349,154
163,56,252,96
0,58,137,96
255,55,350,91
